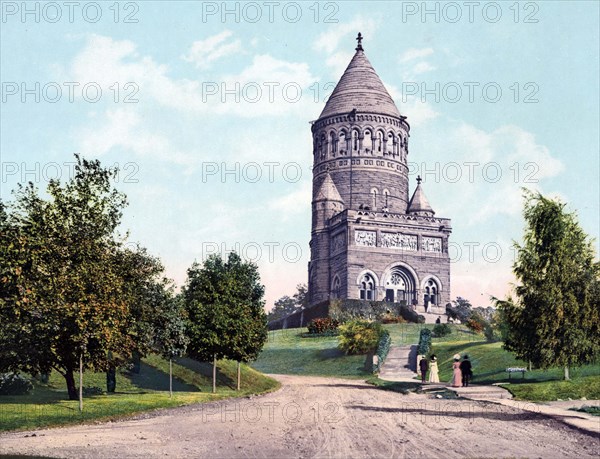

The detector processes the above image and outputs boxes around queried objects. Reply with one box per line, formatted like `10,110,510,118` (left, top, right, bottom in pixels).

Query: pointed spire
318,34,401,120
407,177,435,216
315,172,344,203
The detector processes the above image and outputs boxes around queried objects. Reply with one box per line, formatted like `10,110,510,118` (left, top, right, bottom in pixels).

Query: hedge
372,330,391,373
417,328,432,356
329,299,421,323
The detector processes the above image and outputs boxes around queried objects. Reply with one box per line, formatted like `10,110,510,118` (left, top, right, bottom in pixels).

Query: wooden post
169,358,173,398
79,353,83,412
212,354,217,393
237,361,241,391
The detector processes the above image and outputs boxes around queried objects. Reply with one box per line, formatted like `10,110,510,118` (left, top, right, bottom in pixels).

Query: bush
338,320,385,355
484,324,498,342
373,330,391,373
83,386,104,396
0,373,33,395
307,317,339,334
329,299,420,323
380,313,407,324
417,328,432,356
432,323,451,337
466,318,485,333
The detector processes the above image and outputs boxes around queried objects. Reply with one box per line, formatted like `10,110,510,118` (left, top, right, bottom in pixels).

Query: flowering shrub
307,317,339,335
338,320,385,355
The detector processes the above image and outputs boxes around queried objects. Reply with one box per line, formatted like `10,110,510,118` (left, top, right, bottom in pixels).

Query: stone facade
307,35,452,316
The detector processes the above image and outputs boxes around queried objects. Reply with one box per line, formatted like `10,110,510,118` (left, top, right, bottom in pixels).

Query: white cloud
412,61,436,75
76,108,194,166
400,47,434,63
268,180,312,221
313,17,378,54
182,30,242,69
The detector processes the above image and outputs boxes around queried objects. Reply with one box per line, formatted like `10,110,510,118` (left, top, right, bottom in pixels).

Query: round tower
311,33,411,216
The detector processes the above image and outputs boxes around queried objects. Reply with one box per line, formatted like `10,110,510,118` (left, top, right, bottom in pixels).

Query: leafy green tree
496,191,600,380
0,157,144,400
446,297,473,323
152,292,189,397
268,283,308,322
184,252,267,392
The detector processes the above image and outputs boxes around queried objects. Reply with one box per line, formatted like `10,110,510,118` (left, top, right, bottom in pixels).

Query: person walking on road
419,356,429,383
459,354,473,387
428,355,439,383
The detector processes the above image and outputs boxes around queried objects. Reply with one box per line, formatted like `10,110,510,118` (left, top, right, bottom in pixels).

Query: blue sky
1,1,599,308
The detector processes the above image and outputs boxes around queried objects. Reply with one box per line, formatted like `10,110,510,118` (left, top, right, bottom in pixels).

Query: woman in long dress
451,354,462,387
428,355,439,383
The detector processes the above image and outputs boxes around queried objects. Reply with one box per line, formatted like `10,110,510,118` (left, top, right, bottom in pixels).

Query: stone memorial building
307,34,452,316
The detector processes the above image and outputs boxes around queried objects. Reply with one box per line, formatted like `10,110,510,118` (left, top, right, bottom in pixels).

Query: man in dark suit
459,355,472,387
419,356,429,383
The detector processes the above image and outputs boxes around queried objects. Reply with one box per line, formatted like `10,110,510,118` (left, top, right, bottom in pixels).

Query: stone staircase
378,345,418,381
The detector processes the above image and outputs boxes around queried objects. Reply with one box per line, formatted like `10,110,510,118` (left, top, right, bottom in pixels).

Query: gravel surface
1,374,598,458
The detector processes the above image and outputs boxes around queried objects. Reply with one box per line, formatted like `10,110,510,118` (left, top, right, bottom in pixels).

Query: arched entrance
383,265,417,304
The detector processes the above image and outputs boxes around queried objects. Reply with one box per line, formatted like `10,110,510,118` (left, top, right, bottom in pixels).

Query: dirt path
1,375,598,458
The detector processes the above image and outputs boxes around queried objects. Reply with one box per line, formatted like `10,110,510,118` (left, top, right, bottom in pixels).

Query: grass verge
0,356,279,432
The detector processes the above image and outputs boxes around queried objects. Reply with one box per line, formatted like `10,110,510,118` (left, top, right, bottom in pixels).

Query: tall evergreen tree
497,191,600,379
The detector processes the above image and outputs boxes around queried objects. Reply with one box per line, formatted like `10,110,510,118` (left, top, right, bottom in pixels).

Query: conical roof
407,179,434,215
315,172,343,203
319,46,401,120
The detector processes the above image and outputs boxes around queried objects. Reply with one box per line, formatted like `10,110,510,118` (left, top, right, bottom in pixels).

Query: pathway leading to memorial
0,374,597,459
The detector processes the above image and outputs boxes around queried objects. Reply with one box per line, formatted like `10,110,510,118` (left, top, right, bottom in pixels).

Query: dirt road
1,375,598,458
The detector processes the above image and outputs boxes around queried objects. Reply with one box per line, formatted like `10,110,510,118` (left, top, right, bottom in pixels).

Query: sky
1,1,599,309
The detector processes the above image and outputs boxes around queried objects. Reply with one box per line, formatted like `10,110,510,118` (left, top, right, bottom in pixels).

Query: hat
453,353,461,360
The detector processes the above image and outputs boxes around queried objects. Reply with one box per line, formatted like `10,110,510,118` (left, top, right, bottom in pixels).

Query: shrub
0,373,33,395
380,313,406,324
484,324,498,342
373,330,391,373
83,386,104,396
432,323,452,337
466,318,485,333
329,299,420,323
338,320,385,355
307,317,339,334
417,328,432,356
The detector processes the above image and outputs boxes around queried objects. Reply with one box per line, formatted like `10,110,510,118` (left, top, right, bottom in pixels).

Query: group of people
418,353,473,387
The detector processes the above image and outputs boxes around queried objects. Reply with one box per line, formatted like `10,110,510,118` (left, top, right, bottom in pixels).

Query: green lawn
429,339,600,401
0,356,279,432
251,327,370,377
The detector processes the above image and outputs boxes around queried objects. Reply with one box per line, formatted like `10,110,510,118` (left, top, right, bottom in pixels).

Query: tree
268,283,308,322
183,252,267,392
0,156,144,400
152,292,189,398
446,297,472,323
496,191,600,380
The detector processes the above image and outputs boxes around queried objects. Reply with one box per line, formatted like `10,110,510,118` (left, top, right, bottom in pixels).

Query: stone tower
307,33,452,316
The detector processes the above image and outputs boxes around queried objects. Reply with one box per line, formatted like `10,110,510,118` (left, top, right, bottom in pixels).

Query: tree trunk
528,360,532,372
564,365,570,380
212,354,217,393
237,361,241,391
169,358,173,398
65,368,78,401
79,354,83,412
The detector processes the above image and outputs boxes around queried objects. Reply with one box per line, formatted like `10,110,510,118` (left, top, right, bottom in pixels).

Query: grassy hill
0,356,279,432
253,324,600,402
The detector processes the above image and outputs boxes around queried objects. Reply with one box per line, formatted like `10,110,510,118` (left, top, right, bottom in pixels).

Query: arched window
352,130,359,152
377,131,384,152
371,188,378,209
330,131,337,155
339,131,347,155
359,274,375,300
387,132,395,155
423,279,439,306
383,189,390,210
363,129,372,154
332,276,341,298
